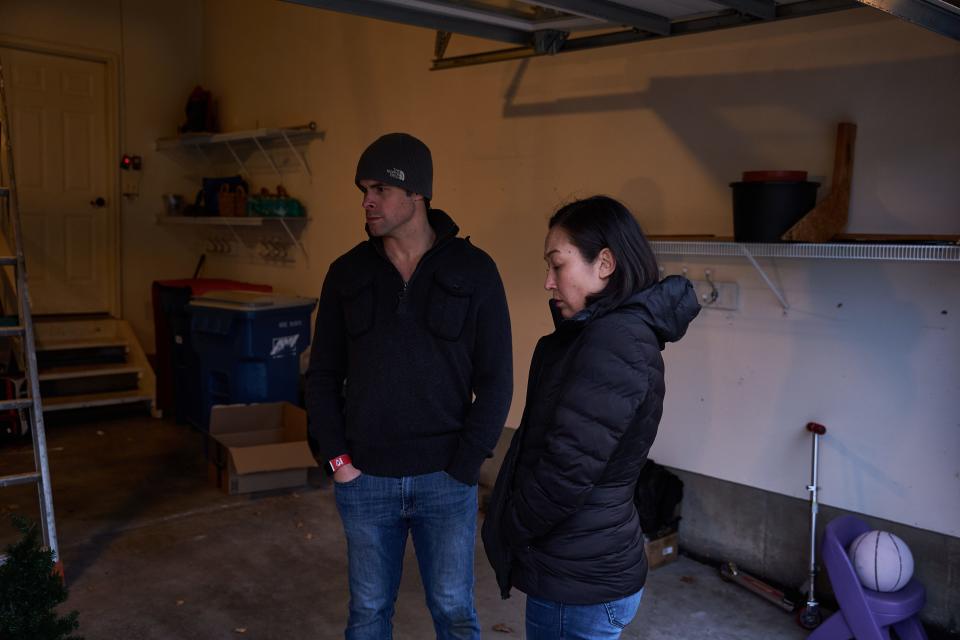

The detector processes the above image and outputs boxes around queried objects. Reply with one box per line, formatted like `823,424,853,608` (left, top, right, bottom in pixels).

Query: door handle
90,197,106,208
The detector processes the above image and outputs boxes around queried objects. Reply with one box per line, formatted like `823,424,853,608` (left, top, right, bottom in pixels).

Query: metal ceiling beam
281,0,532,45
856,0,960,39
432,0,861,70
712,0,777,20
434,30,452,59
521,1,671,35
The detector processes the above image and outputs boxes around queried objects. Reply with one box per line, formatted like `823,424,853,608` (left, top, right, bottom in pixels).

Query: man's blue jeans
334,470,481,640
525,589,644,640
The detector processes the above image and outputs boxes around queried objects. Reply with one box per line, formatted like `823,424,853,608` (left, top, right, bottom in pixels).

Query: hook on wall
703,269,719,305
205,235,235,254
256,237,289,261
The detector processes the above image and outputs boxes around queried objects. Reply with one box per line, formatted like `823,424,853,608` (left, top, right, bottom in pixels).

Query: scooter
719,421,826,630
797,421,826,629
719,561,797,612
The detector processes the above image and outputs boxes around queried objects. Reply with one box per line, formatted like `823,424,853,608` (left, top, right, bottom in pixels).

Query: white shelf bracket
224,141,250,177
222,220,245,249
252,136,282,181
278,218,309,265
191,143,208,163
280,130,312,180
740,245,789,310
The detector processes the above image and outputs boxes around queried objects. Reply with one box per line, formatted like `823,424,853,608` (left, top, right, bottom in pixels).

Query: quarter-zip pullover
306,209,513,485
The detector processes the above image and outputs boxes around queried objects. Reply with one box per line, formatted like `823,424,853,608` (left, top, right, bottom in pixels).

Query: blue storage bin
188,291,316,430
153,279,273,424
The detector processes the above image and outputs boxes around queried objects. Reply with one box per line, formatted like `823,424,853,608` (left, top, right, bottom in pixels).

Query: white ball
848,529,914,592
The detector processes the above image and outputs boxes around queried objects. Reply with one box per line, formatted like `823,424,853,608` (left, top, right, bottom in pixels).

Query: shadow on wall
499,54,960,233
774,263,929,510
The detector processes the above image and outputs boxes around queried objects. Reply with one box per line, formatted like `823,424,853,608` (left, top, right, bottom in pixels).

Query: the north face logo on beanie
355,133,432,200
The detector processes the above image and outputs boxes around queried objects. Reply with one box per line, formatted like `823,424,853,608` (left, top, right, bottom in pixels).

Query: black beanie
355,133,433,200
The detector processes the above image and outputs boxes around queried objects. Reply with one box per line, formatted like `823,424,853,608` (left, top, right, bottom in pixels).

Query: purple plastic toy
809,515,927,640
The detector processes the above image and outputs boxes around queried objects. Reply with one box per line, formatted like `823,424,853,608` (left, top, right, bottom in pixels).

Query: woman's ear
598,248,616,279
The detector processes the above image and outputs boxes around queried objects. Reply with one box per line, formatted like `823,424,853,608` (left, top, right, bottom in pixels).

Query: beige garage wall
0,0,205,340
1,0,124,52
2,0,956,535
197,1,960,536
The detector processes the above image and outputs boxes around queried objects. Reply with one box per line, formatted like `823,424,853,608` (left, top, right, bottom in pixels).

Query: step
32,318,158,418
38,364,142,382
41,389,154,412
40,368,141,399
36,337,129,352
35,337,129,369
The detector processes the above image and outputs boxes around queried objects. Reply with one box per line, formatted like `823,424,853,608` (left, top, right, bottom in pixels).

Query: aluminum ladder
0,61,60,571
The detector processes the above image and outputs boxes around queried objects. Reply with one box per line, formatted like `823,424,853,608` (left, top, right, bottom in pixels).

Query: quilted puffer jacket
482,275,700,604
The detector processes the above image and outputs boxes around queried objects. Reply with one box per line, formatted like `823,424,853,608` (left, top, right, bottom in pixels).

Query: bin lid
189,290,316,311
741,170,808,183
154,278,273,296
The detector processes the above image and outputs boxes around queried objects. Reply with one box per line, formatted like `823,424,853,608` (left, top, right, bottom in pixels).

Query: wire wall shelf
155,125,324,181
156,215,311,262
651,239,960,310
650,241,960,263
155,215,309,227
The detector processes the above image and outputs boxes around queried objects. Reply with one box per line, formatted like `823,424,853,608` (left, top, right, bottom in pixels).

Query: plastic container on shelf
152,279,273,422
247,185,305,218
730,172,820,242
187,291,317,431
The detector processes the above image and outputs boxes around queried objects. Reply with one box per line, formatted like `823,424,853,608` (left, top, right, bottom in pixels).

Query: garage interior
1,0,958,638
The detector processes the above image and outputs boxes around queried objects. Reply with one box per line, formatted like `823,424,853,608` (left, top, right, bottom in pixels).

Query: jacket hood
552,275,700,348
625,275,701,346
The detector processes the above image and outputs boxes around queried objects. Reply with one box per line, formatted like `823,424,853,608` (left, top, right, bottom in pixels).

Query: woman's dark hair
549,195,659,313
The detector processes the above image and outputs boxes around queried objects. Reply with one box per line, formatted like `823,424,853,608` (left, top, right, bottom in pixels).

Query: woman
483,196,700,639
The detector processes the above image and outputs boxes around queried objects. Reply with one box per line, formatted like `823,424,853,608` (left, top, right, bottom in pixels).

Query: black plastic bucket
730,181,819,242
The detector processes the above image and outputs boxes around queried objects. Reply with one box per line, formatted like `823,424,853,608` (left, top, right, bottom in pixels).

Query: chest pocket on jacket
340,277,375,338
427,272,474,341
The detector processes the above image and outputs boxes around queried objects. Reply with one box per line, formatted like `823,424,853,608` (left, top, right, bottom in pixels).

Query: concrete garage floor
2,413,817,639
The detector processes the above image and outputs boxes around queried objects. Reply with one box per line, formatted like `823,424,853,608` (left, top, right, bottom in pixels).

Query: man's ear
598,248,616,279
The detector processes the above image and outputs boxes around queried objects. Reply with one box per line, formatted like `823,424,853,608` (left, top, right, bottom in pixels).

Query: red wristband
329,454,352,473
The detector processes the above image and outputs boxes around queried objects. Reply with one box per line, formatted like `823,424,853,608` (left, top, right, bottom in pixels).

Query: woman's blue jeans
334,471,481,640
525,589,644,639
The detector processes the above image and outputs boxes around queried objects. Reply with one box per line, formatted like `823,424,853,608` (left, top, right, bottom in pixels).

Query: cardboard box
644,532,679,570
208,401,317,495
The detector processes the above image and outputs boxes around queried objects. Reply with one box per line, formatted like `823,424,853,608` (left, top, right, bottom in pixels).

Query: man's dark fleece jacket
305,209,513,486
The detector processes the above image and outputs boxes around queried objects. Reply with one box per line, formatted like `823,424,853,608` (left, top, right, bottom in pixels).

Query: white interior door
1,46,114,315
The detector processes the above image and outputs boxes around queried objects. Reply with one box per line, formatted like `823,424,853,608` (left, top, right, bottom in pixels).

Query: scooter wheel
797,606,822,630
718,562,738,582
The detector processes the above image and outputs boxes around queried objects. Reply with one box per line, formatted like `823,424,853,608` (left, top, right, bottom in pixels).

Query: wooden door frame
0,35,121,318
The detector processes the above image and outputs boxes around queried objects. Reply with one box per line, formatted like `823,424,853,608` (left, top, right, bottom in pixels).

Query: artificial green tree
0,515,81,640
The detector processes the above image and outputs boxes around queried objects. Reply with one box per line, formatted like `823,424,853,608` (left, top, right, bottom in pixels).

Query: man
306,132,513,639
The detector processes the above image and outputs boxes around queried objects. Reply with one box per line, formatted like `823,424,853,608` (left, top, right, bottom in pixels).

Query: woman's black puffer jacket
482,275,699,604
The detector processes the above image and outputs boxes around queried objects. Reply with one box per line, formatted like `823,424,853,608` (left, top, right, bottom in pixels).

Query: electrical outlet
692,279,739,311
121,171,140,197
